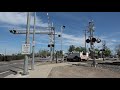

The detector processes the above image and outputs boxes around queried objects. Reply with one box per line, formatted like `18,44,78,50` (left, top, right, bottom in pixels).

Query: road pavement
0,60,25,78
0,57,50,78
1,57,119,78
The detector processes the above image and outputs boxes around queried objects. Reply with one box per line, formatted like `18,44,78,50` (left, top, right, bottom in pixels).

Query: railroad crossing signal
58,35,61,37
9,30,16,34
92,38,96,42
48,44,54,47
86,39,90,43
96,38,101,43
100,49,105,51
86,37,101,43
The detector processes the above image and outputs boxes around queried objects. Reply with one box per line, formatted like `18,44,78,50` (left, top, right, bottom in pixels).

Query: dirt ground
48,65,120,78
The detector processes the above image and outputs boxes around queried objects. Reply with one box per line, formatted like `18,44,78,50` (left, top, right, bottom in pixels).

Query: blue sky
0,12,120,55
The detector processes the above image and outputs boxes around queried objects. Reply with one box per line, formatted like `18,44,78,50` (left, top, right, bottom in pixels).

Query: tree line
2,43,120,62
67,45,111,58
0,49,63,61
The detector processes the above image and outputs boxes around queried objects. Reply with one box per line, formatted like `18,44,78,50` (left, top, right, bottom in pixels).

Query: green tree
104,48,111,57
95,48,99,52
80,47,86,52
68,45,87,53
94,48,99,54
115,44,120,58
94,48,99,58
74,47,81,52
56,50,63,58
38,49,50,57
68,45,75,52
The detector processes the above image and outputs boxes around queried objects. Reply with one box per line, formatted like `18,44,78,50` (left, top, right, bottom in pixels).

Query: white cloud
111,39,117,42
93,35,120,50
0,12,26,25
0,12,48,27
61,33,85,46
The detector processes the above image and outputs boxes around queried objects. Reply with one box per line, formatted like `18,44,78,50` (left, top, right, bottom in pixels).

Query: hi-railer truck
67,52,89,62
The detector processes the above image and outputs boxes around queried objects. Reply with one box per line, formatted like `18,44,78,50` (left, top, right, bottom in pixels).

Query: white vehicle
80,52,89,61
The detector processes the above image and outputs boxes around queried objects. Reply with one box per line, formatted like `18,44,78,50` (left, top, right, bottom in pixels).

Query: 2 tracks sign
21,44,31,54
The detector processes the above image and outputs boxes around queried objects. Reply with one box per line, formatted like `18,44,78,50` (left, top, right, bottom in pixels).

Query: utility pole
102,40,106,61
84,30,87,53
52,23,55,61
55,50,57,63
4,48,6,61
5,49,6,56
88,20,96,67
61,26,65,62
31,12,36,70
61,26,62,61
47,13,52,62
23,12,30,75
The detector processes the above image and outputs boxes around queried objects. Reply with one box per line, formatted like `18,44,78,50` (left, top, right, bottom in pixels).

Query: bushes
12,55,24,60
0,56,4,61
0,55,25,61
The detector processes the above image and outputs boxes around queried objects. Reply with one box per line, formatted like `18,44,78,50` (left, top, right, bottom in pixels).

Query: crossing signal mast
47,13,54,62
9,29,54,34
46,13,57,62
9,12,31,75
86,20,101,67
9,12,56,74
102,40,106,61
57,26,65,61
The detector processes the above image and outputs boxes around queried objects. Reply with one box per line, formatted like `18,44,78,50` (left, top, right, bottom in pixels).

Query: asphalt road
0,61,23,78
0,57,50,78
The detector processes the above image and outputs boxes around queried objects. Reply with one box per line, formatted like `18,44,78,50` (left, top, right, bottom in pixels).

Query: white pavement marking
0,63,18,67
5,74,29,78
79,62,87,64
67,62,87,65
0,70,10,75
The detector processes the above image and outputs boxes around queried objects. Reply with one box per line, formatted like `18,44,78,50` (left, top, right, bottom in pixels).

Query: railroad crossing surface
5,62,71,78
4,58,120,78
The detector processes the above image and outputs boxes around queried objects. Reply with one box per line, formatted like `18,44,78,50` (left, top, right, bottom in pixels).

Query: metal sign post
88,20,96,67
31,12,36,70
23,12,30,75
